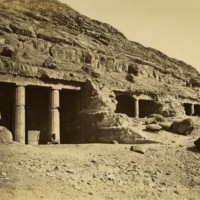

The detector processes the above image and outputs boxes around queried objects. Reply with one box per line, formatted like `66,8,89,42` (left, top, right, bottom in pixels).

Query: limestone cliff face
0,0,200,142
0,0,199,91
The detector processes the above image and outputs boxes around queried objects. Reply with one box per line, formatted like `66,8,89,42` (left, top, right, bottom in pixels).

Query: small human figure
48,133,59,144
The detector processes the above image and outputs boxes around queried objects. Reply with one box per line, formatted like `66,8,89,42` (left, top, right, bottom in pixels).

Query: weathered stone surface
96,127,143,144
172,118,194,135
0,126,13,144
194,138,200,150
148,114,166,122
146,124,162,132
159,122,172,131
145,118,157,125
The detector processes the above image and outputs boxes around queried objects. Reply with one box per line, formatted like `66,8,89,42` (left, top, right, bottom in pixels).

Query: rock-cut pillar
49,89,60,143
190,104,194,116
134,98,139,118
15,85,25,144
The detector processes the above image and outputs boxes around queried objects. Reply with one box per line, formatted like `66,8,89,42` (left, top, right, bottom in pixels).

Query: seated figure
48,133,59,144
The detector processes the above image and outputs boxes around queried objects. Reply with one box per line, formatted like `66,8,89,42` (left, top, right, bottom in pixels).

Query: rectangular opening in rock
183,103,193,116
115,95,135,117
60,89,82,144
26,86,50,144
194,104,200,116
139,99,160,118
0,82,15,137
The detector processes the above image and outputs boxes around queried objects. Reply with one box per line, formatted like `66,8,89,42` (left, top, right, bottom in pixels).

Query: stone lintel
0,74,81,90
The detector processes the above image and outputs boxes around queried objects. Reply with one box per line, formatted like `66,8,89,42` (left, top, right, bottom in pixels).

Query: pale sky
59,0,200,72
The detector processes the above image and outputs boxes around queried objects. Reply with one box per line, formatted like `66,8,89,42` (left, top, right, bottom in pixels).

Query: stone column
49,88,60,143
134,98,139,118
15,85,25,144
191,104,194,116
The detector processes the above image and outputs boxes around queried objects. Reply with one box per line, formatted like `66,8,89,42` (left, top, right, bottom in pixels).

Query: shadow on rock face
187,146,200,154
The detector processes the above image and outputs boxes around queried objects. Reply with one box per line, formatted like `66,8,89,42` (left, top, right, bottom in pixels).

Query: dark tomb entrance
115,95,135,117
139,99,160,118
26,86,50,144
60,89,82,144
183,103,193,116
194,104,200,116
0,83,15,137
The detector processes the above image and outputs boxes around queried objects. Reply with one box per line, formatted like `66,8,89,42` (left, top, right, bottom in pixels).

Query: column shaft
15,86,25,144
191,104,194,116
50,89,60,143
134,99,139,118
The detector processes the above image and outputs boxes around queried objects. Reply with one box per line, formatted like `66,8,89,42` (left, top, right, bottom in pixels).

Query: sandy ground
0,119,200,200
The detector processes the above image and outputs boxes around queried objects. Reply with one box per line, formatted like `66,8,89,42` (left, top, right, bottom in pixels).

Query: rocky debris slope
144,115,195,135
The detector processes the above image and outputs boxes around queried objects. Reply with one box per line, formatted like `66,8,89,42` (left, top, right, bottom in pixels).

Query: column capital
51,86,62,90
133,97,139,101
15,84,27,87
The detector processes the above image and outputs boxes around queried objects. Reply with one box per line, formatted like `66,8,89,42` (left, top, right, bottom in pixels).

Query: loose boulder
145,117,157,125
0,126,13,144
172,118,194,135
146,124,162,132
148,114,166,122
130,145,146,154
159,122,172,131
194,138,200,150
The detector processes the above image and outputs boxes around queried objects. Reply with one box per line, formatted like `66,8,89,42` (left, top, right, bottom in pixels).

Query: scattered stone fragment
2,172,6,177
18,161,23,165
172,118,194,135
54,166,60,171
88,192,93,195
66,169,74,174
107,173,115,181
146,124,162,132
118,180,123,187
57,177,64,182
73,184,81,190
130,145,146,154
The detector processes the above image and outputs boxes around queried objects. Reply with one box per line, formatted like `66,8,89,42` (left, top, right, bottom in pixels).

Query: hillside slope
0,0,200,95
